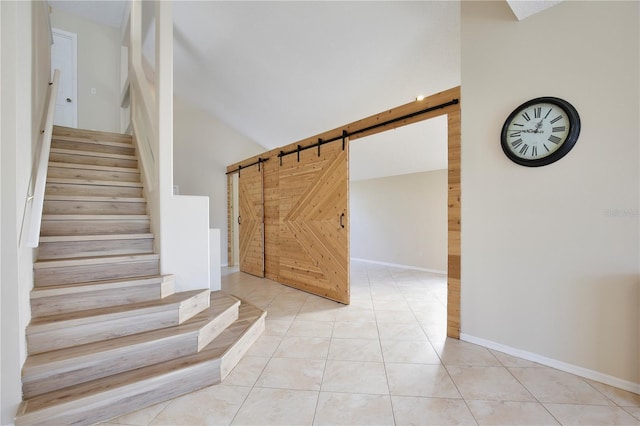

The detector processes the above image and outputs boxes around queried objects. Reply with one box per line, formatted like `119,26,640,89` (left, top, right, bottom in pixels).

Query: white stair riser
198,304,239,351
27,310,181,355
52,140,135,157
47,166,140,183
49,152,137,169
34,259,159,287
43,200,147,215
38,238,153,260
220,311,266,379
22,333,197,398
179,291,210,323
30,282,164,317
46,183,142,198
40,219,150,236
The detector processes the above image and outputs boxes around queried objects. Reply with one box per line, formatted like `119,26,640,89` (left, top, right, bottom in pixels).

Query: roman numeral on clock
534,107,541,118
511,139,523,149
531,146,538,157
550,115,563,124
510,131,522,138
519,143,529,155
552,126,566,133
548,135,562,144
522,112,531,121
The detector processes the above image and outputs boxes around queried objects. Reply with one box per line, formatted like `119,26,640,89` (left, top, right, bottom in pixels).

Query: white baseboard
350,257,447,275
460,333,640,395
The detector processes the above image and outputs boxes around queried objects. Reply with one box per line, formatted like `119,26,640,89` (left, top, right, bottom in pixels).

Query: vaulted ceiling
47,1,560,180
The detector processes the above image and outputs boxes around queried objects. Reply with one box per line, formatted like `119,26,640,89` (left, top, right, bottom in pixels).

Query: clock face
501,97,580,167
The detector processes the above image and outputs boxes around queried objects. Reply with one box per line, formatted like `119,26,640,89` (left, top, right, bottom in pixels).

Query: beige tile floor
107,261,640,425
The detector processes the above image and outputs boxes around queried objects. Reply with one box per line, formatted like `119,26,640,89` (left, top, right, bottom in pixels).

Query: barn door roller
226,157,269,175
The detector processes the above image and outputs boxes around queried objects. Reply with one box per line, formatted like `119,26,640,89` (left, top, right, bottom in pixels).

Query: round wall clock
501,97,581,167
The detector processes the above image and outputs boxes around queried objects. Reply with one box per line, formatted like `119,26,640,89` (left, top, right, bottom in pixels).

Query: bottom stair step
15,300,266,426
22,292,241,398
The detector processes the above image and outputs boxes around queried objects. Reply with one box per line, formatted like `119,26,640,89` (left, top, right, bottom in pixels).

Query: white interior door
51,28,78,128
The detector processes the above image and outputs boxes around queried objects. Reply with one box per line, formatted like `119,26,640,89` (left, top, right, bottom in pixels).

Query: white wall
50,7,120,133
1,2,50,423
173,96,264,265
351,170,447,273
461,1,639,390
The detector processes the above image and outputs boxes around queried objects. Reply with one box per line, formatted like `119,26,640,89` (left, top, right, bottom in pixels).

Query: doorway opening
350,117,449,336
349,116,448,274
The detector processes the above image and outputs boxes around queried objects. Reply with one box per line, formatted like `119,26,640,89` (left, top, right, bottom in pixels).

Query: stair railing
24,69,60,248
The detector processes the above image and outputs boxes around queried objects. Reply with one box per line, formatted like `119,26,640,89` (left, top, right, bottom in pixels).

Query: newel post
155,0,174,274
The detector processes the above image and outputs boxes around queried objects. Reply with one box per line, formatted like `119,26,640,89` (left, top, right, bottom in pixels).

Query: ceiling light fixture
415,95,425,101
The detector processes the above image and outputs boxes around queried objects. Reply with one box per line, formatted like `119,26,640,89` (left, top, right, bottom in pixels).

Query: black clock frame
500,96,581,167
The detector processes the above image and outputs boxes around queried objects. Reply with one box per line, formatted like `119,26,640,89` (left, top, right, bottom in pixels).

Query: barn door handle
66,98,72,103
238,216,241,225
340,213,345,228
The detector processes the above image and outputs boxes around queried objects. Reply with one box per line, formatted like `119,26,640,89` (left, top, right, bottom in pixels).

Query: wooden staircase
16,126,265,426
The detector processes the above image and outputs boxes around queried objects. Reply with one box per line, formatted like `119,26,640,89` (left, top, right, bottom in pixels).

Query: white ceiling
48,0,127,28
48,1,561,181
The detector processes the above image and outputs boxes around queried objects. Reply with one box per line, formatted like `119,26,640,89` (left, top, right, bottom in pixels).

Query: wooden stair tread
53,126,132,143
27,289,209,332
39,233,153,243
18,300,265,418
30,275,168,299
48,162,139,173
23,292,239,374
52,135,133,149
50,148,136,161
42,214,149,221
44,195,145,202
46,177,142,187
34,253,159,270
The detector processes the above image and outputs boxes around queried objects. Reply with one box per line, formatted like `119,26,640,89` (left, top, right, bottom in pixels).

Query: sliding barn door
279,139,350,304
238,164,264,277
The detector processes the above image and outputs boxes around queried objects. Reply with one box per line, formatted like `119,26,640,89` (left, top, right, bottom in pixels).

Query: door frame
227,86,461,338
51,27,78,128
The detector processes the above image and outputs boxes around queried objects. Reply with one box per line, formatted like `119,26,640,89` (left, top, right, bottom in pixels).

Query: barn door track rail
228,97,458,170
277,98,458,163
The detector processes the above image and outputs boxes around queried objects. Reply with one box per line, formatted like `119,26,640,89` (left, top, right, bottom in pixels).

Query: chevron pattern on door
238,164,264,277
278,140,349,304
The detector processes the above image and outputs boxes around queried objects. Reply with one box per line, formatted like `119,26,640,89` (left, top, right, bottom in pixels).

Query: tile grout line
310,295,335,426
373,273,397,425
